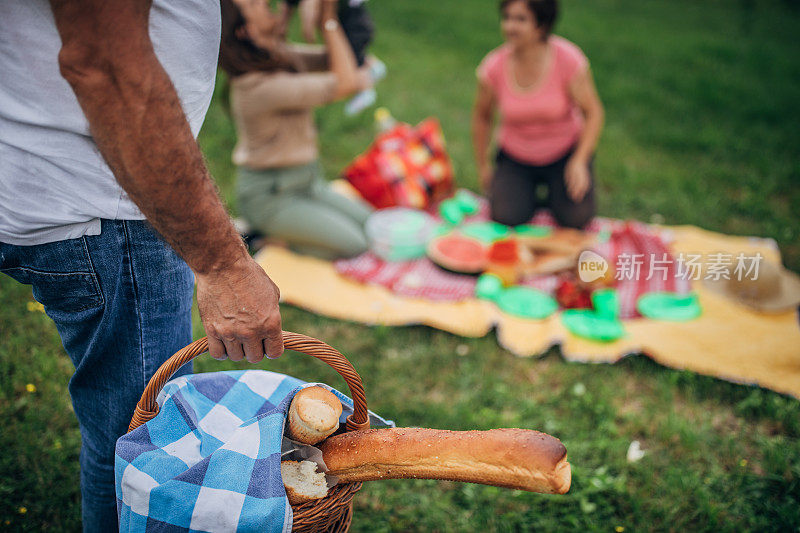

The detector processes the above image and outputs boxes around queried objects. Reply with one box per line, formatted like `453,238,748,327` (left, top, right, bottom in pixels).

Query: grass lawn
2,0,799,531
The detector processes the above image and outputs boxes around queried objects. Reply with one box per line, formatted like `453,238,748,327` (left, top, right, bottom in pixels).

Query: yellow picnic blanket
255,225,800,399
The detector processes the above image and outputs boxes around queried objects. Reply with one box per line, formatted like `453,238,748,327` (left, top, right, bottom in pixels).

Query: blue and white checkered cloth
115,370,391,532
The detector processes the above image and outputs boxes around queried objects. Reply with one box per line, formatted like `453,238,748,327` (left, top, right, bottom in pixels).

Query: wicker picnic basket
127,331,371,533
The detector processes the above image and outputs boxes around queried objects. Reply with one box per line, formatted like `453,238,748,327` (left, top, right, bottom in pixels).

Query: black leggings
490,148,596,229
339,3,373,66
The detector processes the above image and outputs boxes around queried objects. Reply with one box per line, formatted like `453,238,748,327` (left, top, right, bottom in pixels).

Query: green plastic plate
496,287,558,320
514,225,553,238
561,309,625,342
461,222,512,243
636,292,702,321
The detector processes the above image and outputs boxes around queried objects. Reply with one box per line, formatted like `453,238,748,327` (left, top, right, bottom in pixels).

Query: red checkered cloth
594,221,692,318
332,253,478,301
334,205,690,319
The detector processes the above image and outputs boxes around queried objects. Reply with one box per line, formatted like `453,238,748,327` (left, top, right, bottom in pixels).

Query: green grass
2,0,800,531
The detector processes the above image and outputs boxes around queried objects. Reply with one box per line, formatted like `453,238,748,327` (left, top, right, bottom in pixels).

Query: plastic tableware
439,198,465,226
596,229,612,244
439,190,481,226
637,292,702,321
495,287,558,320
514,225,553,238
454,189,481,215
475,273,504,301
365,207,437,261
461,221,512,243
561,309,625,342
591,288,619,319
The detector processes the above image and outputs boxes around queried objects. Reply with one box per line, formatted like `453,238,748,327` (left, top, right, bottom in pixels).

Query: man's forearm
52,0,247,275
49,0,284,362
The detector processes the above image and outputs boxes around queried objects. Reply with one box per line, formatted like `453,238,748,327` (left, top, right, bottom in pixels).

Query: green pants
236,162,373,260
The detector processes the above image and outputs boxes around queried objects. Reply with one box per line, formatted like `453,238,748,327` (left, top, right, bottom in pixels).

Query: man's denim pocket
0,237,104,313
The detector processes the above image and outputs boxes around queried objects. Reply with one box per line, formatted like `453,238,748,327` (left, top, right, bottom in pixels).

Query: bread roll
286,386,343,445
319,428,570,494
281,460,329,505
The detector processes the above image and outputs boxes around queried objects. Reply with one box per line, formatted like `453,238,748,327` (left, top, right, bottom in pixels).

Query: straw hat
704,259,800,313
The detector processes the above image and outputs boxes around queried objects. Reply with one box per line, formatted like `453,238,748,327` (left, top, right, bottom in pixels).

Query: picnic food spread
427,224,594,280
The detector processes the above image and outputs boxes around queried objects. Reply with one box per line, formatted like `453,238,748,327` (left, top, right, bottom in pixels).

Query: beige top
231,45,336,169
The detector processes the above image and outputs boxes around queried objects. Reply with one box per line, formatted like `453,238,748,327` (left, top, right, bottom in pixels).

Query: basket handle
127,331,370,433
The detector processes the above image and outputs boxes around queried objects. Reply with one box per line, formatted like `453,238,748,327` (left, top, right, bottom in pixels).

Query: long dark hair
218,0,297,77
499,0,558,39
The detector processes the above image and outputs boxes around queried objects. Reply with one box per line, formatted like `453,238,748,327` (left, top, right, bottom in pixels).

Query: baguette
286,386,343,445
319,428,570,494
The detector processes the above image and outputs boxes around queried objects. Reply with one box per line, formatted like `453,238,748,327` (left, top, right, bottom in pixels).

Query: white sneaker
368,57,387,82
345,87,377,116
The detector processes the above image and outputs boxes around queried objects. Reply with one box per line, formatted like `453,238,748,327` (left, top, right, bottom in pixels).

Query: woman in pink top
473,0,604,228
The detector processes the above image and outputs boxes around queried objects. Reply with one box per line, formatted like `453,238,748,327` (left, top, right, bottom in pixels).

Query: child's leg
339,2,374,66
340,2,381,115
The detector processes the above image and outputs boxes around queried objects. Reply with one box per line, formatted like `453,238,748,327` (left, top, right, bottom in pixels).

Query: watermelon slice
427,233,488,274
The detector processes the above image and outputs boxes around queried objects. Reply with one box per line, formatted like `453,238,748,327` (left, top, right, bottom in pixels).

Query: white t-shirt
0,0,221,245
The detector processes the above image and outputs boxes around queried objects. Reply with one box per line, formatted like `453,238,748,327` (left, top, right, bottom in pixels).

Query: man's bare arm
49,0,284,361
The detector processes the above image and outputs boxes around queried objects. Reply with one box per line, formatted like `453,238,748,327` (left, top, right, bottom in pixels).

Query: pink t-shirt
477,36,589,166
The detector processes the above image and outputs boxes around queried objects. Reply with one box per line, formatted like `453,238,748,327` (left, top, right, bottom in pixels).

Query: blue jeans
0,220,194,532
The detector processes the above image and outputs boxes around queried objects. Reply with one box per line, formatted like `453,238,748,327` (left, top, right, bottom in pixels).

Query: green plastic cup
454,189,481,215
592,288,619,319
439,199,464,226
561,309,625,342
475,273,504,301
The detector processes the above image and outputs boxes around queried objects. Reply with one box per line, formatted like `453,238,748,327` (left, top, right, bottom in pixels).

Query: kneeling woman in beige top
220,0,375,259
